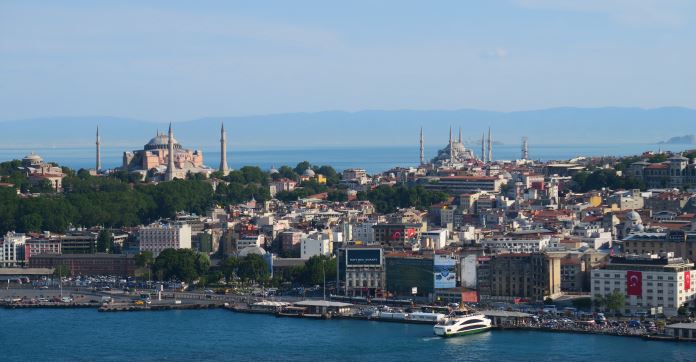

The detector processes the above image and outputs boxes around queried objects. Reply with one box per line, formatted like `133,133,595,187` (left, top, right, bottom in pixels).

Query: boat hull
434,326,492,338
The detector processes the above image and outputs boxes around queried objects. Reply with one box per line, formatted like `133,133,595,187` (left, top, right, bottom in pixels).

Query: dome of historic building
269,166,279,174
434,141,476,163
238,246,267,257
144,134,182,150
22,153,44,167
303,168,316,177
626,210,642,223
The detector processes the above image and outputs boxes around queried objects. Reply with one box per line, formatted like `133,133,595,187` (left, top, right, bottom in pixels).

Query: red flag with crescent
626,271,642,296
406,228,416,238
685,271,691,291
391,231,402,240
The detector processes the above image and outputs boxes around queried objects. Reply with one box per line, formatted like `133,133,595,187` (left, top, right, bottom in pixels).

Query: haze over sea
0,143,693,174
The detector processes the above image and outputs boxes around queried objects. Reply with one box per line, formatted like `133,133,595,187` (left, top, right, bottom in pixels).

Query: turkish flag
406,228,416,238
685,272,691,291
391,231,402,240
626,271,642,296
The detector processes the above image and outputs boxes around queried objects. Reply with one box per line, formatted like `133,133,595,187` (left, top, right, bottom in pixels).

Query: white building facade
139,224,192,257
481,236,551,254
1,232,27,267
301,235,332,259
592,254,696,317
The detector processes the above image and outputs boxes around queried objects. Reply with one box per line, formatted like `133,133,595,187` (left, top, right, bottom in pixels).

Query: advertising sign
346,248,382,266
434,254,457,289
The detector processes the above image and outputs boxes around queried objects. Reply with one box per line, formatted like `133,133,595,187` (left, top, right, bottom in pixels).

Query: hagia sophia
115,123,229,181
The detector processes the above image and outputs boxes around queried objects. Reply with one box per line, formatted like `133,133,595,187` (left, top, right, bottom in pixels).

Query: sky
2,0,696,122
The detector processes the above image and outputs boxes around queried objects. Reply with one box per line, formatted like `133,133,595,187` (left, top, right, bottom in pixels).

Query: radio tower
521,137,529,160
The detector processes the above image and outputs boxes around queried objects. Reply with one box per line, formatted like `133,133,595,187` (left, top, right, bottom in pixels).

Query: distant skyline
2,1,696,122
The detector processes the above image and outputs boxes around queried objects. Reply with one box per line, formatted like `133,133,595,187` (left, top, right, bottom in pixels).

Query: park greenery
0,160,452,235
357,184,449,214
572,169,645,193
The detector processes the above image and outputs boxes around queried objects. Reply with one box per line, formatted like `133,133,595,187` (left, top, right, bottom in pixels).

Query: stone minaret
96,125,101,171
449,126,453,160
487,127,493,163
481,132,486,163
522,136,529,160
219,123,229,174
165,123,175,181
458,127,462,143
419,127,424,165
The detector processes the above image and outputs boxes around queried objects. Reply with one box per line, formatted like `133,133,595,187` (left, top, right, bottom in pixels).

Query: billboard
434,254,457,289
346,248,382,266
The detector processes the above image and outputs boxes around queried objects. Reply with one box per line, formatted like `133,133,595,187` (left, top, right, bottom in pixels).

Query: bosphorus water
2,308,696,361
0,143,693,174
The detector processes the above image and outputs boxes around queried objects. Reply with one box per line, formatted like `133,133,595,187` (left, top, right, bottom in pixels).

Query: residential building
481,236,551,254
623,231,696,261
427,176,503,195
352,222,376,243
301,233,332,259
477,253,561,302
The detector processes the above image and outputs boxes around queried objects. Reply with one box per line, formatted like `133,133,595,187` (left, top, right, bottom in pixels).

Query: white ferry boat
433,312,493,337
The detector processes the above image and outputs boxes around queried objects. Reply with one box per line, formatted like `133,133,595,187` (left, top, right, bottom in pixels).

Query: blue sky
1,0,695,122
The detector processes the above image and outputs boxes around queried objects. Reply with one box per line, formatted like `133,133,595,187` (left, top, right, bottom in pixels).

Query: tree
300,255,337,286
237,254,270,282
294,161,312,175
605,291,625,314
153,249,202,282
593,294,606,310
358,184,448,213
96,229,114,253
273,166,299,181
53,264,70,278
220,256,239,282
195,253,211,276
136,251,154,269
571,297,593,310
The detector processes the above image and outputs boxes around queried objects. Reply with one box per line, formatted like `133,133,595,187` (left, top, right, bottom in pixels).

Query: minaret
522,137,529,160
458,127,462,143
487,127,493,163
419,127,425,165
165,123,175,181
481,132,486,163
449,126,453,160
95,125,101,172
219,123,229,174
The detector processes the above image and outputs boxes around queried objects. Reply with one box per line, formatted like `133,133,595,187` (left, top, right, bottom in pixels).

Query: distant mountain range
1,107,695,149
660,135,696,145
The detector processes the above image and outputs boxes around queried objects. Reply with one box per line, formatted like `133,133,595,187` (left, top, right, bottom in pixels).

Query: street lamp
322,259,326,301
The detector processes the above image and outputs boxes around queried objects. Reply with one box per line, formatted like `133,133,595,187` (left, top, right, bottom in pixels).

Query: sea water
0,143,693,174
1,309,695,361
